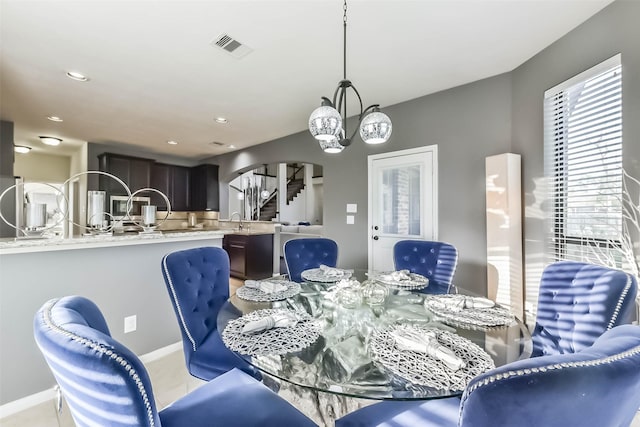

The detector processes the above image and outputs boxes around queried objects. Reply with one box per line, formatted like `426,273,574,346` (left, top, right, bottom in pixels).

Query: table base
267,374,374,427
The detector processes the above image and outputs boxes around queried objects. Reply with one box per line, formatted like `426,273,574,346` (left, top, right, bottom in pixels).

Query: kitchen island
0,230,227,404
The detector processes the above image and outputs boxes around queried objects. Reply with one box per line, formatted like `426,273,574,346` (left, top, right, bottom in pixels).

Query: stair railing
252,164,307,220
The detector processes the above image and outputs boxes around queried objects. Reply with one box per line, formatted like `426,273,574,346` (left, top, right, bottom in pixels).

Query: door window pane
381,165,421,236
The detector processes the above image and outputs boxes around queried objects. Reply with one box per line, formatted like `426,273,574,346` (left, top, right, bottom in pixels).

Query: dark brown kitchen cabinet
190,164,219,211
98,152,219,213
150,163,171,208
150,163,190,211
223,233,274,280
97,153,153,197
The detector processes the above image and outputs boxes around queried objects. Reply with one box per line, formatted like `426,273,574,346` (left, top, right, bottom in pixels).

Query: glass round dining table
217,269,532,403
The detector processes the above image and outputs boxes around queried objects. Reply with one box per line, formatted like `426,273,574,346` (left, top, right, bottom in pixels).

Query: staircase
286,179,305,204
256,179,305,221
258,197,277,221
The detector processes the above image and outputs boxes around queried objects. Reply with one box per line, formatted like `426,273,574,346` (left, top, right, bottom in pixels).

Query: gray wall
87,142,200,169
207,73,513,297
0,237,222,404
86,142,202,190
511,0,640,311
0,121,16,238
206,0,639,301
0,121,14,176
2,0,638,406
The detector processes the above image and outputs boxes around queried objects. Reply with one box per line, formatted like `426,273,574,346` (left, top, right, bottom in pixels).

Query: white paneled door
368,145,438,271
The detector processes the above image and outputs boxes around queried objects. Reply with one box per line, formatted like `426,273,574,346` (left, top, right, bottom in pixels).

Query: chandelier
308,0,392,153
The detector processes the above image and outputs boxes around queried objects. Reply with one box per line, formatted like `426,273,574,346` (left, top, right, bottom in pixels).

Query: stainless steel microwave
110,195,151,221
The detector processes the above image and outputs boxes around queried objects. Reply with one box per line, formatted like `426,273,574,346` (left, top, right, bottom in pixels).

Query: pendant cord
343,0,347,80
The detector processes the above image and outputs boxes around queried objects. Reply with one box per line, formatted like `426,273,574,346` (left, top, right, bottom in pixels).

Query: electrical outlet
124,315,137,333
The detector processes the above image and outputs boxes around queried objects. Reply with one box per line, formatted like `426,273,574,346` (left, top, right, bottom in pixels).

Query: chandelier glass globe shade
359,111,392,144
309,105,342,141
319,137,345,154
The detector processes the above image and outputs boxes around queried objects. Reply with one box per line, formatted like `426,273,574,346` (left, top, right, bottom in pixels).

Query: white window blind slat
543,56,623,265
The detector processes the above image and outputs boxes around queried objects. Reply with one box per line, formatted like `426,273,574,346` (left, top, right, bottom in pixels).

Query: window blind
544,55,623,264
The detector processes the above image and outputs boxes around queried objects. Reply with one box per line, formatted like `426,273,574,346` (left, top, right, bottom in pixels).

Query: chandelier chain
343,0,347,23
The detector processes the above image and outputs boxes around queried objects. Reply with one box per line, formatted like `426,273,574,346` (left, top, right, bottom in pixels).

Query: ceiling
1,0,613,160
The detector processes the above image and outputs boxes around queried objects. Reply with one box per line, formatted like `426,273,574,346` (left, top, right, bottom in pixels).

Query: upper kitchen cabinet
97,153,218,212
150,163,191,211
190,164,219,211
149,163,170,208
171,165,191,211
97,153,153,197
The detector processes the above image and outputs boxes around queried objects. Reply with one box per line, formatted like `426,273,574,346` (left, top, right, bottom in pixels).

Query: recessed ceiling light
14,145,31,154
215,117,228,124
167,140,178,145
47,116,63,122
39,136,62,146
228,144,236,149
66,71,89,82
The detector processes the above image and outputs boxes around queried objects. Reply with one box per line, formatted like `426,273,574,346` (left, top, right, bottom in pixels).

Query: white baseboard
0,388,57,419
0,341,182,419
139,341,182,364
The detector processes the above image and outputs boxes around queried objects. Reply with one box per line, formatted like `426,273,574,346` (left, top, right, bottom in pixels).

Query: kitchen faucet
230,211,243,231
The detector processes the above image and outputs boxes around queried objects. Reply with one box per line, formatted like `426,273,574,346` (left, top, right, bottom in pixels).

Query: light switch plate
346,204,357,213
124,315,137,333
346,215,355,224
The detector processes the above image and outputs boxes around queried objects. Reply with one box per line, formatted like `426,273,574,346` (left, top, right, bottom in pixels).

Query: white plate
370,325,494,391
236,280,301,302
370,271,429,290
301,268,352,283
424,295,514,328
221,309,320,356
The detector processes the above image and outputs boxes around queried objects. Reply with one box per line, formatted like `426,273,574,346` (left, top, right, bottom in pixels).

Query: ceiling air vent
210,141,225,147
211,33,252,59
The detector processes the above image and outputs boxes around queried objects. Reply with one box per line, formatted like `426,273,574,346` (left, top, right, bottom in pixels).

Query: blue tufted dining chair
34,296,317,427
336,324,640,427
393,240,458,294
284,238,338,282
161,246,259,381
531,260,638,357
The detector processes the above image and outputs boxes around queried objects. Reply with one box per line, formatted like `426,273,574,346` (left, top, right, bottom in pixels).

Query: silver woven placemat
236,280,301,302
424,295,514,329
221,309,321,356
370,325,495,391
369,271,429,290
301,268,352,283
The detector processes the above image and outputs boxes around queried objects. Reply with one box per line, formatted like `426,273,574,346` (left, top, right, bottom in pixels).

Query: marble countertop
0,230,229,255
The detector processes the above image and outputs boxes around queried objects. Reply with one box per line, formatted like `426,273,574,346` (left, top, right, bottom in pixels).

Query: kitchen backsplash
155,211,219,230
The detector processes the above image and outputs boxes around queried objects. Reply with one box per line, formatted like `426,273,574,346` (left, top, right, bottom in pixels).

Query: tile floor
0,348,205,427
4,345,639,427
